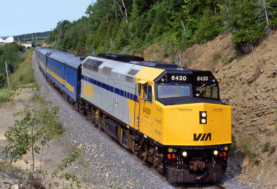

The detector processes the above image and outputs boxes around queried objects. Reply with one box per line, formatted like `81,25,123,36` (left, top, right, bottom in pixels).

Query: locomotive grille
83,59,91,69
103,67,112,76
92,61,103,72
127,69,139,76
126,76,134,83
88,60,96,70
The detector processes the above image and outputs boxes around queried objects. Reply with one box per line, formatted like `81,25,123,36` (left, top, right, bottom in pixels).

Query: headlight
182,151,187,157
214,150,218,155
168,148,173,153
224,146,228,151
199,111,207,124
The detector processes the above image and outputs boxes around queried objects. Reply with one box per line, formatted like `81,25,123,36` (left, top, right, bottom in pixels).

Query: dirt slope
142,32,277,186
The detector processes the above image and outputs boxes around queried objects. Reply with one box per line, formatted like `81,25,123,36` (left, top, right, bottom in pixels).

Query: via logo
193,133,211,141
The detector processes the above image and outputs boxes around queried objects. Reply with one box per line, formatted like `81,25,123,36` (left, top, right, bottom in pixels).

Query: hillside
140,31,277,185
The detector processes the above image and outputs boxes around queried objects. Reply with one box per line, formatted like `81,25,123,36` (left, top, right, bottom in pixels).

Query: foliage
0,42,25,87
46,0,277,55
50,149,84,188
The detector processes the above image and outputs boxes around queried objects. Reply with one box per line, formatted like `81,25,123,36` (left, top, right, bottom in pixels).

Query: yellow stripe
38,60,46,70
46,69,74,93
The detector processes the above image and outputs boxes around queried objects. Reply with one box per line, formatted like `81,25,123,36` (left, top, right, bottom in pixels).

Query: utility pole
18,37,19,45
5,61,10,88
32,34,33,42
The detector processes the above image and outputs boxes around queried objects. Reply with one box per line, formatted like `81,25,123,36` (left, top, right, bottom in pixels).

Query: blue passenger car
44,50,84,101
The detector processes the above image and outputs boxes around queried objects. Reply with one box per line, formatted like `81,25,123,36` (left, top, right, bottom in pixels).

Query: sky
0,0,94,37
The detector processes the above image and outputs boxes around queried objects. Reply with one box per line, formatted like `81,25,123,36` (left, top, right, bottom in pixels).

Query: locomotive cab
135,69,232,183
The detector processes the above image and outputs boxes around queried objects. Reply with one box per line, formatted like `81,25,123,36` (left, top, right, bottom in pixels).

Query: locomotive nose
162,103,232,146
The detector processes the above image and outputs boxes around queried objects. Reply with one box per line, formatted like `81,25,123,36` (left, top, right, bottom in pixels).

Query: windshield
158,84,190,98
194,84,218,99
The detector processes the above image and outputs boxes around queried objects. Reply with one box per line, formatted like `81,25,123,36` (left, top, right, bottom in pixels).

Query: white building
0,38,3,43
3,36,14,43
20,42,32,48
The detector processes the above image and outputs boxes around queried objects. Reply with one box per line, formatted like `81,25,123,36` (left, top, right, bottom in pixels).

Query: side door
139,83,154,138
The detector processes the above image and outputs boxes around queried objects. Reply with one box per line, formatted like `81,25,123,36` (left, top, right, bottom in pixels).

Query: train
35,47,232,184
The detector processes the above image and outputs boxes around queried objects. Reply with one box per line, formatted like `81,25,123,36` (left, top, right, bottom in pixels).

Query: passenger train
35,47,232,184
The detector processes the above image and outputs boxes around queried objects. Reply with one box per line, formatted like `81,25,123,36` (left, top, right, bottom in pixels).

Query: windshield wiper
175,83,185,91
197,84,205,90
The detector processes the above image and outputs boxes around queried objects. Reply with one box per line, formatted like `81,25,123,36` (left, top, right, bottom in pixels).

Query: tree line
46,0,277,55
15,31,51,42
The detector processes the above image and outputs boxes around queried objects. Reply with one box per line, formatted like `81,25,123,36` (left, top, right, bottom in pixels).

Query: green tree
2,105,60,173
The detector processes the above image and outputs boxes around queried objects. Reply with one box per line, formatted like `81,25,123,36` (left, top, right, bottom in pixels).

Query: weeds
213,51,222,63
254,159,260,166
275,159,277,165
45,121,65,136
262,142,270,152
240,141,256,159
221,55,237,65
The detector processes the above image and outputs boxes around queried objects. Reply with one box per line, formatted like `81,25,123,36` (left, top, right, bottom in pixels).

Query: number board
194,74,216,83
158,73,190,83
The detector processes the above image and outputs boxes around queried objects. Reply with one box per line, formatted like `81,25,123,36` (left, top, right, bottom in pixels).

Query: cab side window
143,84,153,103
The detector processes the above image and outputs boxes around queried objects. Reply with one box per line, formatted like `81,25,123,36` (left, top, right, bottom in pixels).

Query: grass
9,50,35,90
0,89,14,105
0,160,27,178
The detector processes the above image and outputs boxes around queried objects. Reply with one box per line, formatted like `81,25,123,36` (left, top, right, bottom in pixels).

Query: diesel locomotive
35,47,232,183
